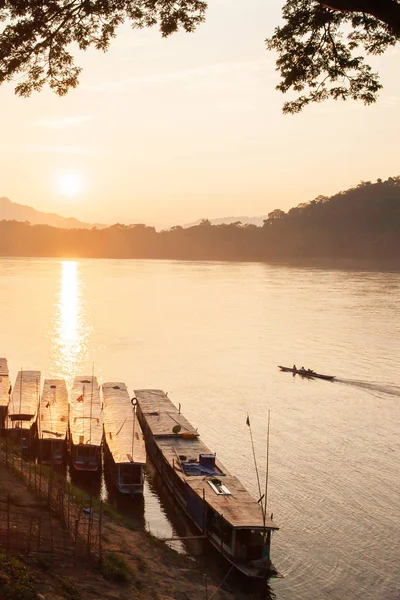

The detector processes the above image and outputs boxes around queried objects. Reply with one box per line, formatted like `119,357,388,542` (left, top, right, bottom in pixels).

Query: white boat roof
38,379,68,440
8,370,40,419
0,358,10,408
102,382,146,465
135,389,278,531
70,376,102,447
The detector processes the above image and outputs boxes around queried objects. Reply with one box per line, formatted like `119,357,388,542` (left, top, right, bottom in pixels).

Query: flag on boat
246,414,250,427
76,394,83,402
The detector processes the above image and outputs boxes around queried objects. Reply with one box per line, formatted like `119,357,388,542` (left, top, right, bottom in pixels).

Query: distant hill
0,196,105,229
0,177,399,264
183,215,269,228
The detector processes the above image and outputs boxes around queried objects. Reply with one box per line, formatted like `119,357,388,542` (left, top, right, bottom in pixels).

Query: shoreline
0,254,399,273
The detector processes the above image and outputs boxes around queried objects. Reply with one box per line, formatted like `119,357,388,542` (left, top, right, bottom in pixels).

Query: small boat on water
135,389,279,580
102,382,146,495
278,366,335,381
69,376,102,472
0,358,11,429
7,370,41,456
37,379,68,466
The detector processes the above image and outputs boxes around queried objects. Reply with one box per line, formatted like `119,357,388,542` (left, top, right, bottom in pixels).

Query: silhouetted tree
0,1,398,110
0,176,399,261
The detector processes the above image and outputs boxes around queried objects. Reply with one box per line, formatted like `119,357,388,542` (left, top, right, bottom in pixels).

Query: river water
0,257,399,600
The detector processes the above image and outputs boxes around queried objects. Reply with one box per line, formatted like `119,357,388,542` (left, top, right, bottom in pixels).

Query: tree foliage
0,0,399,109
0,0,206,96
266,0,400,113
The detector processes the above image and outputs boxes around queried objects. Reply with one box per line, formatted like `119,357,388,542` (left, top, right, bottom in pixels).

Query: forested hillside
1,177,399,262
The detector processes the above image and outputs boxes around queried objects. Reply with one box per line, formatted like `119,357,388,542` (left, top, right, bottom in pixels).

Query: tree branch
320,0,400,35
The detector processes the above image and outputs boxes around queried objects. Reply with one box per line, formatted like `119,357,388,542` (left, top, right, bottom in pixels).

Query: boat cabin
69,376,102,472
37,379,68,465
102,382,146,494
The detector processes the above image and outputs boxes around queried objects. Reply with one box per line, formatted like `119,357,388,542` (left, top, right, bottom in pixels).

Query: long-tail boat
278,365,335,381
37,379,68,466
0,358,10,429
69,376,102,472
7,370,41,456
102,382,146,494
134,389,279,579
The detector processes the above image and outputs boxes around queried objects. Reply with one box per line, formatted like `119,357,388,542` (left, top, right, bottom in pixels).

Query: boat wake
335,378,400,398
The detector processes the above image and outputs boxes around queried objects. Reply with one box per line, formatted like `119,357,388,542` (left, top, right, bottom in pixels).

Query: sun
58,173,82,197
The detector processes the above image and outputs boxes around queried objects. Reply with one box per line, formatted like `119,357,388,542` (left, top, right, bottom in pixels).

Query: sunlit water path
0,257,399,600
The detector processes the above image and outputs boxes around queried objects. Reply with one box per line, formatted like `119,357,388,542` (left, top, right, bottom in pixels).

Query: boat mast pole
131,403,136,459
246,415,264,513
263,409,271,560
89,364,94,443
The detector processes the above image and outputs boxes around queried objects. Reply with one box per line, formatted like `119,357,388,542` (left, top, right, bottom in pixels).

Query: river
0,257,399,600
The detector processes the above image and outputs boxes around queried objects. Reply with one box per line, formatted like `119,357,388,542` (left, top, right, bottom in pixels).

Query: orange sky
0,0,399,228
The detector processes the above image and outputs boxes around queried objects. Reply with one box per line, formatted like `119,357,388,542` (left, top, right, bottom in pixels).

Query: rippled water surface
0,257,399,600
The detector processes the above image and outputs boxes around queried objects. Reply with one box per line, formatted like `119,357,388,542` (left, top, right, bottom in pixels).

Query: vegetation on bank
1,177,399,262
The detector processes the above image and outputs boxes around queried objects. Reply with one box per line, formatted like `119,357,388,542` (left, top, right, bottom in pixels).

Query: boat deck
38,379,69,440
135,389,278,531
70,376,102,446
8,370,41,429
102,382,146,465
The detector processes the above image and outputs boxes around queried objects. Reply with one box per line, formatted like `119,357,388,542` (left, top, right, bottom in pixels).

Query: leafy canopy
0,0,207,96
0,0,399,111
266,0,400,113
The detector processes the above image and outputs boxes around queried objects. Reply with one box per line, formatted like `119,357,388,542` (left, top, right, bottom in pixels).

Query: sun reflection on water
49,261,90,387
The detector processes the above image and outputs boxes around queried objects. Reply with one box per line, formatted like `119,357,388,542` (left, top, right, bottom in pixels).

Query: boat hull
278,366,335,380
136,399,277,580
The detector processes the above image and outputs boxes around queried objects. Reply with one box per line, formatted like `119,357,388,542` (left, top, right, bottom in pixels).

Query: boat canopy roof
135,389,278,531
102,382,146,465
0,358,10,408
134,389,198,437
38,379,68,440
70,376,102,447
8,370,40,419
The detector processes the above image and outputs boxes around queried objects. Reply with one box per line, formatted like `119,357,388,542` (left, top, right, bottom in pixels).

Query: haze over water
0,257,399,600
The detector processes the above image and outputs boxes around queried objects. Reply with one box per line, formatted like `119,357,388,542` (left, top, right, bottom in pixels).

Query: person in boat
293,364,297,370
301,366,305,371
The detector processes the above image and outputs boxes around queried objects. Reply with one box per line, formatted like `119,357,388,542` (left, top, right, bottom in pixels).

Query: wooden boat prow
69,376,102,472
8,370,41,429
102,382,146,494
37,379,68,465
0,358,10,428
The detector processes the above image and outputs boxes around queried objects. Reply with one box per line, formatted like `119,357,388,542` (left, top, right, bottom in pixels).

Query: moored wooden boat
102,382,146,494
278,365,335,381
135,389,279,579
69,376,102,472
0,358,11,429
7,370,41,456
37,379,68,465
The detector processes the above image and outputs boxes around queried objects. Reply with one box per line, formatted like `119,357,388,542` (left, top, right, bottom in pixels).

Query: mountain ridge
0,196,106,229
